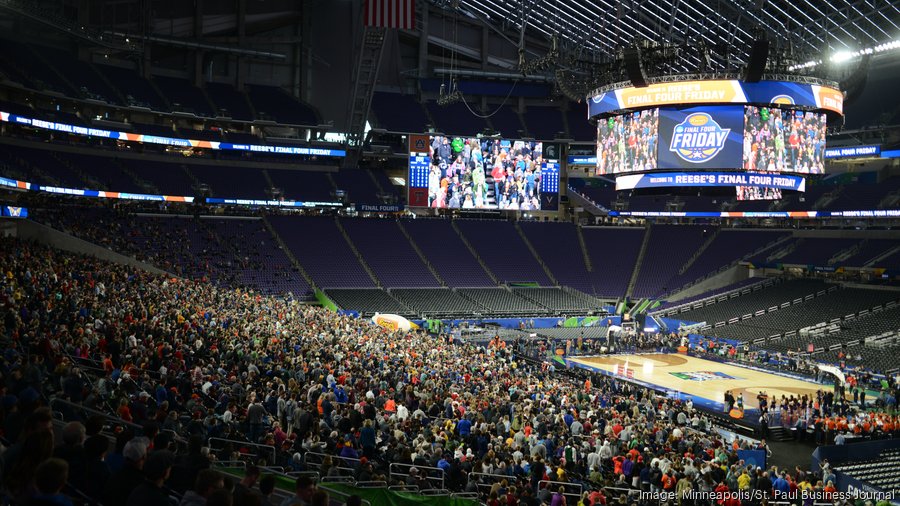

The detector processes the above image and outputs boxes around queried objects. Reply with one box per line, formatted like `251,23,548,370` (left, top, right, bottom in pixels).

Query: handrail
388,462,445,490
304,450,363,471
538,479,582,501
208,437,276,465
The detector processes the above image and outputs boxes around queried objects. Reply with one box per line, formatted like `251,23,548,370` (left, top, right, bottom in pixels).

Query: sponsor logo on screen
592,93,605,104
669,371,740,381
669,112,731,163
770,94,795,105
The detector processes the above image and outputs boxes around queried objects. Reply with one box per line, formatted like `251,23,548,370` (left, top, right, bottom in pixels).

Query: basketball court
568,353,832,414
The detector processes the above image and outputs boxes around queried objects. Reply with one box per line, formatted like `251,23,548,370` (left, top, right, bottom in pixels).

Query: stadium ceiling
431,0,900,67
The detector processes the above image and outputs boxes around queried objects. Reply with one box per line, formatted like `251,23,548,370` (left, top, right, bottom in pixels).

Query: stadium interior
0,1,899,505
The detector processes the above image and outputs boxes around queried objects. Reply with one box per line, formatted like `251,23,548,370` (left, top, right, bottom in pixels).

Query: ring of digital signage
588,79,843,118
596,105,827,177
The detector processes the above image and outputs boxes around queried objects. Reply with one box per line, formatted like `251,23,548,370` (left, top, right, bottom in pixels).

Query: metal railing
208,437,276,465
388,463,445,491
539,479,583,504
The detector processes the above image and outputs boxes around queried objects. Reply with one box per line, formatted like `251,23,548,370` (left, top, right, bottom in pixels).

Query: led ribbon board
0,111,346,157
615,172,806,192
588,80,843,118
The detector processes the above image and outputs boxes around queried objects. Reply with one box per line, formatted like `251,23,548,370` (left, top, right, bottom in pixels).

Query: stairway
765,426,794,442
513,221,557,285
396,219,446,287
576,224,593,272
260,216,316,292
865,244,900,267
345,26,387,165
333,217,381,287
678,229,721,275
625,225,652,298
450,220,499,285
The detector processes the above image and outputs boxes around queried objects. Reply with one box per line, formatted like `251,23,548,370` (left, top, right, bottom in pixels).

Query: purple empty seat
371,92,429,133
340,218,439,287
246,85,318,125
269,216,376,288
206,82,254,120
268,169,335,202
400,219,494,287
519,221,592,294
454,220,551,285
582,227,645,297
632,224,710,298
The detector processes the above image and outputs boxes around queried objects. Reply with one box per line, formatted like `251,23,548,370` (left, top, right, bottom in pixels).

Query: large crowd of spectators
0,237,888,506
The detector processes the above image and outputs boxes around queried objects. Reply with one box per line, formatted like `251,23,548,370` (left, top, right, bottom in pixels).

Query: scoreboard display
588,78,841,199
407,134,431,208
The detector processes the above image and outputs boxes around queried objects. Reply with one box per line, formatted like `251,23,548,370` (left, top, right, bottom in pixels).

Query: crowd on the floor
0,238,892,506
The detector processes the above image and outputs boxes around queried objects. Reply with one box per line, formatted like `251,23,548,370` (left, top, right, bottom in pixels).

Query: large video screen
658,105,745,169
416,136,555,210
595,109,658,175
743,107,827,174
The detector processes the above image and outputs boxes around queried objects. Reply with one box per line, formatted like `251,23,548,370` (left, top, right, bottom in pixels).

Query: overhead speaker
744,38,769,83
623,46,648,88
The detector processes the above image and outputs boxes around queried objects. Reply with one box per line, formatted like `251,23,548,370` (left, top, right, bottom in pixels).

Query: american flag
365,0,415,30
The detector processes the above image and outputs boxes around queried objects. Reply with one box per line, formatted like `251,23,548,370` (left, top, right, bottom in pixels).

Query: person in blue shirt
456,416,471,437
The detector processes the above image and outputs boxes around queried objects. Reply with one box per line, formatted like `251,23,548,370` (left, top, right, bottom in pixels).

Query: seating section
837,239,898,267
370,92,430,133
777,238,861,266
267,169,336,202
816,305,900,373
340,218,440,287
425,101,487,136
671,279,828,325
270,216,376,288
0,42,320,122
390,288,483,315
511,288,601,313
832,448,900,494
632,225,709,298
400,220,494,288
324,289,411,315
652,277,771,314
708,288,899,343
581,227,646,297
457,288,545,314
488,105,525,138
34,210,307,296
454,220,551,285
519,221,593,294
666,230,791,290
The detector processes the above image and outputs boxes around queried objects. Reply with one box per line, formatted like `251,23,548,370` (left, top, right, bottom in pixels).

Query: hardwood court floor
569,353,829,409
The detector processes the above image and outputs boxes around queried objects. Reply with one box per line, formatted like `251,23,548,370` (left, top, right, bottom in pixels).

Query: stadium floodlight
830,50,855,63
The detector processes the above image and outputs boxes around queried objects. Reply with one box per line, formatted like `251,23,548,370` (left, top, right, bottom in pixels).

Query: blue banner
356,203,405,212
737,449,767,470
824,145,881,159
568,156,597,165
2,206,27,218
616,172,806,191
658,106,745,169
